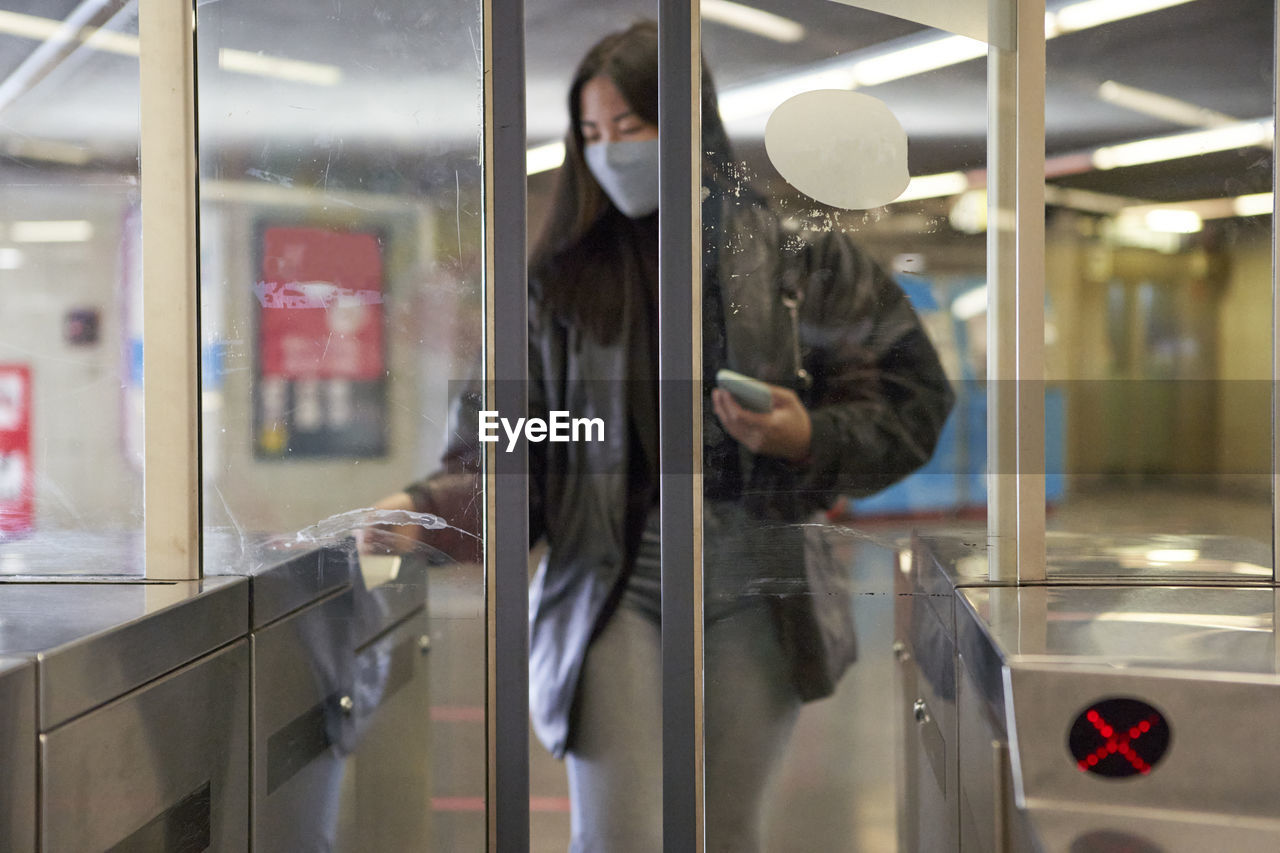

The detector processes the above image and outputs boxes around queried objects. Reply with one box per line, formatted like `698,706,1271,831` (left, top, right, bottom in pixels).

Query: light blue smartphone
715,368,773,413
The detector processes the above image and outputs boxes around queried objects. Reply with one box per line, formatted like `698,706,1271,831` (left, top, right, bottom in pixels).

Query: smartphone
715,368,773,413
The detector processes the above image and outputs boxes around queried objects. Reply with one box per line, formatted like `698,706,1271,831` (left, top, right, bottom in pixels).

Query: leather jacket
407,193,954,759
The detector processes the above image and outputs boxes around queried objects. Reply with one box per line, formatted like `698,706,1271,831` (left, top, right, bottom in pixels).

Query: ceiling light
526,141,565,176
1143,208,1202,233
702,0,805,44
1053,0,1200,34
218,49,342,86
851,35,987,87
0,9,137,57
4,138,91,166
0,10,63,42
79,27,138,57
951,285,988,321
715,0,1211,125
10,220,93,242
0,248,23,269
1092,119,1273,169
1097,80,1235,129
893,171,970,203
718,67,856,123
1233,192,1273,217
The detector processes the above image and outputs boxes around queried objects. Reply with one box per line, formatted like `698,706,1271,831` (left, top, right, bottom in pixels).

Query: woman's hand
356,491,427,555
712,383,812,464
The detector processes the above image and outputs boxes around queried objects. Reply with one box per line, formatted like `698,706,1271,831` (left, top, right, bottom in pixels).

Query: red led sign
1069,698,1170,778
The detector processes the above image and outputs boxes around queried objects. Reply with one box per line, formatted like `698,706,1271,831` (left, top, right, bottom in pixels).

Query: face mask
584,139,660,218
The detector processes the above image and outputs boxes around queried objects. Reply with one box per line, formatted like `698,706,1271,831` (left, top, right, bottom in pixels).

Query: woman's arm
790,230,955,507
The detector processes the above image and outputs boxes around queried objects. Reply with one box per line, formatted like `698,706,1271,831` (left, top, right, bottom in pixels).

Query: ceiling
0,0,1271,206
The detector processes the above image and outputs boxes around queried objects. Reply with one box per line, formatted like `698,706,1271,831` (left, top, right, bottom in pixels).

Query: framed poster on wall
253,224,388,458
0,364,33,535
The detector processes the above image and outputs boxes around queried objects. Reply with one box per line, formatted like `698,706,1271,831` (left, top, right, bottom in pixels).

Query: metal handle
913,698,930,724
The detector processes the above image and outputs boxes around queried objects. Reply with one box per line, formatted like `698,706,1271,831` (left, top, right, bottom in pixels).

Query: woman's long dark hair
530,19,738,344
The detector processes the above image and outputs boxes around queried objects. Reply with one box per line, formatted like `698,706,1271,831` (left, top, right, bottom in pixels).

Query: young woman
370,20,953,851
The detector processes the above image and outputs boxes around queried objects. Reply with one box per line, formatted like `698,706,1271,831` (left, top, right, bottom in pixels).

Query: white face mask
584,139,660,218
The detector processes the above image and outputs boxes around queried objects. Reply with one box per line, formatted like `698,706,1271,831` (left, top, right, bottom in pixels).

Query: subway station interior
0,0,1276,850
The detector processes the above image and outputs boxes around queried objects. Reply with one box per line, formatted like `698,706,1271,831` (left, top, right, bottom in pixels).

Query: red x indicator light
1069,698,1171,778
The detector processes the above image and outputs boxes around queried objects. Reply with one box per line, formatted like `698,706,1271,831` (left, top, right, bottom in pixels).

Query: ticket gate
0,538,433,852
0,656,35,851
0,578,251,853
898,533,1280,853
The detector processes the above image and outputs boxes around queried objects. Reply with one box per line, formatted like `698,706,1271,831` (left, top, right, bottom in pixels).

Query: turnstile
898,533,1280,853
0,537,434,852
0,656,35,852
216,541,432,852
0,578,251,852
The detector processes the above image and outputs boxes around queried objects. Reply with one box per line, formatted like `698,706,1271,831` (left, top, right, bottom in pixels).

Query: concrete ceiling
0,0,1270,204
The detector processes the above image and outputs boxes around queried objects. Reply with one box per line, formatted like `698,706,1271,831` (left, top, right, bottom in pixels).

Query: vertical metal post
660,0,704,850
1271,0,1278,582
987,0,1046,583
139,0,200,580
483,0,529,847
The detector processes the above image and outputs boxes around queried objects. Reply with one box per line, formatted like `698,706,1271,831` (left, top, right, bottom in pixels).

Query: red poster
257,227,385,380
0,365,33,535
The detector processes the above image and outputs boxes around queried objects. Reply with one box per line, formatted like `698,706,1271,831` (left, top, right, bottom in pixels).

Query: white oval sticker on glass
764,90,909,210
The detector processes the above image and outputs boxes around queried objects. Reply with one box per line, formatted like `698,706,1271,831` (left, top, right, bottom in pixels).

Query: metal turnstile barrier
898,533,1280,853
0,539,433,852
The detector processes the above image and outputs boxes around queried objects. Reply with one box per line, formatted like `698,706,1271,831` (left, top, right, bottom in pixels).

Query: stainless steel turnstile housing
0,577,251,852
898,533,1280,853
0,537,433,852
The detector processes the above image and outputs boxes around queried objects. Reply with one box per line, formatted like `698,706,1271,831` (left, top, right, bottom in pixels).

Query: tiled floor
423,486,1273,851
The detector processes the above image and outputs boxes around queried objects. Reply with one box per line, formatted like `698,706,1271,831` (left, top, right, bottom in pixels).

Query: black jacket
408,194,954,759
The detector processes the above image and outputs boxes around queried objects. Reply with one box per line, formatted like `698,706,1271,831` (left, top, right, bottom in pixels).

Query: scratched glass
0,2,144,570
1043,0,1275,576
197,1,487,846
698,4,978,849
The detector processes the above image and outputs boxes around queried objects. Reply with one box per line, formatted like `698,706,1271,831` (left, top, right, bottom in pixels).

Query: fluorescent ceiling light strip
893,171,970,203
1053,0,1200,34
1142,208,1202,233
80,27,138,57
1092,119,1273,169
1097,80,1236,129
718,66,856,123
526,141,565,176
851,35,986,87
0,9,137,56
218,49,342,86
714,0,1210,125
11,220,93,242
702,0,805,44
1234,192,1273,217
0,10,63,41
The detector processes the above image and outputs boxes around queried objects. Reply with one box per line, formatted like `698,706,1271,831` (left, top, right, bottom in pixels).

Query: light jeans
565,599,801,852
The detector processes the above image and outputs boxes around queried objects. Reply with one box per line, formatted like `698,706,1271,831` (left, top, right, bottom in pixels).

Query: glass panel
196,0,486,847
701,3,975,849
1044,0,1275,578
0,2,144,571
525,4,661,848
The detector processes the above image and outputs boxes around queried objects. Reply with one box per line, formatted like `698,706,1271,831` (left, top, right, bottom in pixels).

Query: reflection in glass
702,5,962,849
196,0,486,847
1043,0,1274,558
0,2,143,566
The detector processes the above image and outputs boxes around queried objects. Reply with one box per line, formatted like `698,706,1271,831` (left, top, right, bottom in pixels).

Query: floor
421,486,1273,851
